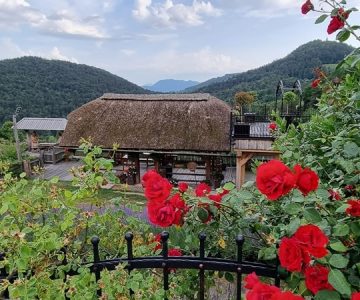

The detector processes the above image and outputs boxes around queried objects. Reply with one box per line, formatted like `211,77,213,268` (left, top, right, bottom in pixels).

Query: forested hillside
0,57,147,123
187,40,353,103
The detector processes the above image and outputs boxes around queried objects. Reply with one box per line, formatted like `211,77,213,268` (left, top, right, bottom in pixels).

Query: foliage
0,121,14,142
188,40,353,103
0,57,148,124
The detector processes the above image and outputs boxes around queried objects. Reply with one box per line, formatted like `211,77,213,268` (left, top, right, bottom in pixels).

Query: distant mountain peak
143,79,200,93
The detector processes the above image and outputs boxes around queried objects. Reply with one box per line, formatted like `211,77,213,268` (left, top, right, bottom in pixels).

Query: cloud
0,0,108,39
49,47,78,63
133,0,222,28
0,38,78,63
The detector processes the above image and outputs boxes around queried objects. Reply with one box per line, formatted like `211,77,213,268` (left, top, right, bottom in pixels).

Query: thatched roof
60,93,231,152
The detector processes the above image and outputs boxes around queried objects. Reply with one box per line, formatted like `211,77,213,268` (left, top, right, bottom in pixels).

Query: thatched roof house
60,93,231,153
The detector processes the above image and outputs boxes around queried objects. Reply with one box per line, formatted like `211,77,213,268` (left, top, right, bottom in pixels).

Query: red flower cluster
301,0,313,15
352,292,360,300
346,199,360,217
143,170,187,227
256,160,319,200
327,8,350,34
269,122,277,131
304,265,334,294
244,272,304,300
279,225,333,295
279,224,329,272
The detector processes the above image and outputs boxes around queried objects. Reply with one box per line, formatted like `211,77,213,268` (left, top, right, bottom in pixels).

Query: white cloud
0,0,108,39
0,38,78,63
49,47,78,63
121,49,136,56
133,0,222,28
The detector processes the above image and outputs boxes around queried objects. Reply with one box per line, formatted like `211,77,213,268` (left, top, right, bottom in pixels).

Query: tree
282,91,298,115
234,91,255,117
0,121,14,141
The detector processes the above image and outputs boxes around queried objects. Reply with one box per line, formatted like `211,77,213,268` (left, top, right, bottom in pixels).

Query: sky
0,0,359,86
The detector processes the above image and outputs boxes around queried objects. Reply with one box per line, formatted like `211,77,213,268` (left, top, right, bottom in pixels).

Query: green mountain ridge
0,56,147,124
186,40,354,103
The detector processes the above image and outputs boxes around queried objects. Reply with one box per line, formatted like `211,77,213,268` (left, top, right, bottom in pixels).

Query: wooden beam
236,152,253,189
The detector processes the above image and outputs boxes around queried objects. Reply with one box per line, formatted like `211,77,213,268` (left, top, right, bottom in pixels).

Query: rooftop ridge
101,93,212,101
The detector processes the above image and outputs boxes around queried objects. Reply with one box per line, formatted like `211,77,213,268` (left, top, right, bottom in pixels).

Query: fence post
91,236,102,297
198,232,206,300
275,243,281,287
161,231,169,299
236,235,244,300
125,232,135,296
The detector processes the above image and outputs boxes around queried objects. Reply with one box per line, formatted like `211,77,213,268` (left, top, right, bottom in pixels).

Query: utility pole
12,106,22,162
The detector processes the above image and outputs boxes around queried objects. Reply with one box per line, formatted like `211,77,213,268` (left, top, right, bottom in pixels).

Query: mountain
186,40,354,103
143,79,199,92
0,57,148,124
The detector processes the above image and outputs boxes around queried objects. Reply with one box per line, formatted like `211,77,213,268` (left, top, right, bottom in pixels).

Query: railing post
236,235,244,300
91,236,102,297
125,232,134,296
198,232,206,300
161,231,169,299
275,243,281,287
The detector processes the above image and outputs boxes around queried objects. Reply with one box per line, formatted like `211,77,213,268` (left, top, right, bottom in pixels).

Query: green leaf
350,221,360,237
288,218,301,235
329,254,349,269
333,224,349,237
315,14,328,24
50,176,59,184
304,208,322,223
335,204,348,213
330,241,348,253
315,290,341,300
223,182,235,191
19,172,27,178
283,203,302,215
0,202,9,214
236,190,253,201
343,142,359,158
328,269,351,296
197,208,209,222
336,29,351,42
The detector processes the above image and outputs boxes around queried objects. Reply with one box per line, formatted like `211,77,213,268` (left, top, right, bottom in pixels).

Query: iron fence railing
0,232,282,300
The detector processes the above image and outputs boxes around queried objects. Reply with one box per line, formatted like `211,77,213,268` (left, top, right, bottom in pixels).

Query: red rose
148,201,176,227
311,78,321,88
351,292,360,300
246,282,280,300
327,8,350,34
195,182,211,197
169,193,185,209
168,248,182,256
178,182,188,193
244,272,260,289
294,224,328,258
329,189,342,201
346,200,360,217
271,291,304,300
208,193,222,208
279,237,305,272
301,0,313,14
256,160,296,201
144,175,172,203
294,165,319,196
219,188,230,197
304,265,334,294
142,169,161,187
269,122,277,131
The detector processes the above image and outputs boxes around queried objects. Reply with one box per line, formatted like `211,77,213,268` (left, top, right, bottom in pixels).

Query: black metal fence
0,232,281,300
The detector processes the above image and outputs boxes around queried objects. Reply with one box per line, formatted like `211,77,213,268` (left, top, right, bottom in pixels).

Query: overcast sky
0,0,359,85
